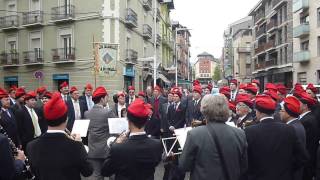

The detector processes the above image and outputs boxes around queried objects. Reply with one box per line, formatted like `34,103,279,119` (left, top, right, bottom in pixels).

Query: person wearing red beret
204,83,213,95
35,86,47,109
245,83,258,100
79,83,94,112
11,87,27,114
229,79,238,101
26,93,93,180
265,83,278,93
277,84,287,100
101,99,162,179
84,86,116,179
238,84,247,94
251,79,260,93
188,85,204,127
235,94,254,129
59,81,70,102
298,92,319,180
8,86,17,106
306,83,318,100
15,91,43,150
137,91,146,101
126,86,137,105
66,86,86,131
111,92,127,118
244,95,308,180
219,86,231,100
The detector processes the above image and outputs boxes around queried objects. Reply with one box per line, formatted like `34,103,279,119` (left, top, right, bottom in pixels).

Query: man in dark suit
160,90,174,136
0,88,20,147
26,92,93,180
85,86,115,180
8,86,16,106
146,85,167,138
10,87,26,115
0,134,26,180
235,94,254,129
185,85,204,127
15,91,43,150
66,86,86,131
280,96,307,180
79,83,94,113
59,81,71,102
125,86,137,105
298,92,320,180
245,95,308,180
101,98,162,180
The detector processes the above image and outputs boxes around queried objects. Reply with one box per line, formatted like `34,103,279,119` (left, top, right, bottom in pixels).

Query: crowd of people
0,78,320,180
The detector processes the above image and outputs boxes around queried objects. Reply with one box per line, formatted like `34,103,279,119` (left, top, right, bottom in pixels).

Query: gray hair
201,94,230,122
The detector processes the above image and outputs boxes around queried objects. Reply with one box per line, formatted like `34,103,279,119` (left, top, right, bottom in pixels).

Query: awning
4,76,18,82
158,74,171,84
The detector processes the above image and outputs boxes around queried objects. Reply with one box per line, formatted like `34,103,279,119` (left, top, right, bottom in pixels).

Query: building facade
0,0,176,93
292,0,320,84
194,52,217,84
249,0,293,88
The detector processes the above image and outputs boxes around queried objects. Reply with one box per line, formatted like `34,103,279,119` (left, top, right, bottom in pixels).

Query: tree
213,65,221,82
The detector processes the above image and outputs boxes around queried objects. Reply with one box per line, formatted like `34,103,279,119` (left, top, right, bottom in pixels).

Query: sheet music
71,119,90,137
108,118,128,134
174,127,192,149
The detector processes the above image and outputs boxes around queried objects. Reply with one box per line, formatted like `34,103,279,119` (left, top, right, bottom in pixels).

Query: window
300,15,309,24
284,47,287,64
284,26,287,43
279,49,283,64
298,72,307,84
278,29,282,44
7,35,17,51
318,37,320,56
318,8,320,27
301,41,309,51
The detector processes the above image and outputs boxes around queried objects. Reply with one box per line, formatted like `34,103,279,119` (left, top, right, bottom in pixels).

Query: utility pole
153,0,157,87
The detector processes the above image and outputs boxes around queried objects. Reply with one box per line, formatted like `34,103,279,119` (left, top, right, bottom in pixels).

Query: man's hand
15,150,26,161
192,120,203,127
71,133,82,142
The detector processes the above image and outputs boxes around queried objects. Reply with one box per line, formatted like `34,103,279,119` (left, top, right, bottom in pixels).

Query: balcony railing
273,0,285,8
156,9,161,22
125,49,138,64
142,0,152,11
156,34,161,46
0,52,19,66
293,0,309,13
125,8,138,28
0,15,19,30
143,24,152,39
294,50,310,63
265,40,275,51
22,10,43,26
238,47,251,53
256,27,266,38
255,62,265,70
293,23,310,38
267,19,277,32
52,48,75,62
23,50,44,64
265,58,277,67
51,5,75,21
254,11,265,24
255,44,266,54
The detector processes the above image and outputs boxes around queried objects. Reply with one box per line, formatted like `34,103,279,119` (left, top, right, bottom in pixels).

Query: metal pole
187,48,190,81
175,29,178,86
153,0,157,87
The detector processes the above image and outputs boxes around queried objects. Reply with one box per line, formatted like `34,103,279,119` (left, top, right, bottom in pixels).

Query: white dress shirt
46,130,67,134
72,98,81,120
9,97,16,104
117,103,127,118
299,111,311,120
286,118,297,124
129,95,136,104
25,105,41,137
86,95,94,110
259,116,273,122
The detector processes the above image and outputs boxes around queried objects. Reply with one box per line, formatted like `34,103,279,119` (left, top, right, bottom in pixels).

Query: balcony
267,19,277,32
256,27,266,38
142,24,152,39
293,0,309,13
51,5,75,22
142,0,152,11
0,15,19,30
255,62,265,70
293,50,310,63
264,40,276,51
125,49,138,64
238,47,251,53
265,58,277,67
156,34,161,46
293,23,310,38
255,44,266,54
22,10,43,27
273,0,285,9
156,9,161,22
52,48,75,62
125,8,138,28
254,11,265,24
23,50,44,65
0,52,19,66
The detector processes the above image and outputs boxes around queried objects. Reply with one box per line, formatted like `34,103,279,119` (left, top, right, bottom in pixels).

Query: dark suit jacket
0,134,24,180
159,102,171,133
244,118,309,180
185,98,203,126
0,109,20,146
179,122,248,180
125,95,138,105
145,96,167,137
300,112,319,179
66,98,86,131
26,133,93,180
166,102,186,131
236,113,254,129
15,106,41,150
101,134,162,180
79,95,94,113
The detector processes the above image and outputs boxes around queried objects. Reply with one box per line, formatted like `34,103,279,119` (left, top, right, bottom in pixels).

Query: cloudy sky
170,0,259,62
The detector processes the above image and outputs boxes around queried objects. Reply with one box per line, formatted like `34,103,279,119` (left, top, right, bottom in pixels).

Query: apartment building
0,0,175,93
293,0,320,84
249,0,293,88
194,52,218,84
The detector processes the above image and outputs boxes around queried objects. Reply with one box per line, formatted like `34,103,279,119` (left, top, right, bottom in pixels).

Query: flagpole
93,35,97,88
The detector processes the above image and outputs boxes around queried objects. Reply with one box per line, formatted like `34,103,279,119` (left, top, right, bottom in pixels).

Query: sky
170,0,259,62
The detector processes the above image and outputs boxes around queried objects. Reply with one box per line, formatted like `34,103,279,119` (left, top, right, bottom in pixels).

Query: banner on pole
94,43,119,75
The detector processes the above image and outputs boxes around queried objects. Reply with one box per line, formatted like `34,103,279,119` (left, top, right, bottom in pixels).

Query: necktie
30,109,41,137
5,110,11,118
64,95,67,101
130,97,133,104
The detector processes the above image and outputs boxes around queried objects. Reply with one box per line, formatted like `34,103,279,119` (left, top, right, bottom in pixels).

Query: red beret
299,92,317,106
294,83,305,98
264,90,280,101
43,91,52,98
193,80,200,86
219,86,231,99
228,101,236,112
9,85,17,93
245,83,258,94
44,92,68,121
128,86,135,91
277,84,287,95
239,84,247,90
206,83,213,91
283,96,301,116
230,79,238,85
15,88,26,98
265,83,277,92
59,81,68,89
128,99,152,119
193,85,202,94
172,88,182,98
154,85,161,92
92,86,108,99
252,79,260,86
24,91,37,101
306,83,318,94
117,92,125,98
70,86,78,94
36,86,47,94
0,88,9,99
236,94,253,108
138,91,145,97
85,83,93,90
255,95,277,111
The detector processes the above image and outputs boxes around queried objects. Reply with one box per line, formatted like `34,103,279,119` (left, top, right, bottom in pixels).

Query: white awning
158,74,171,84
